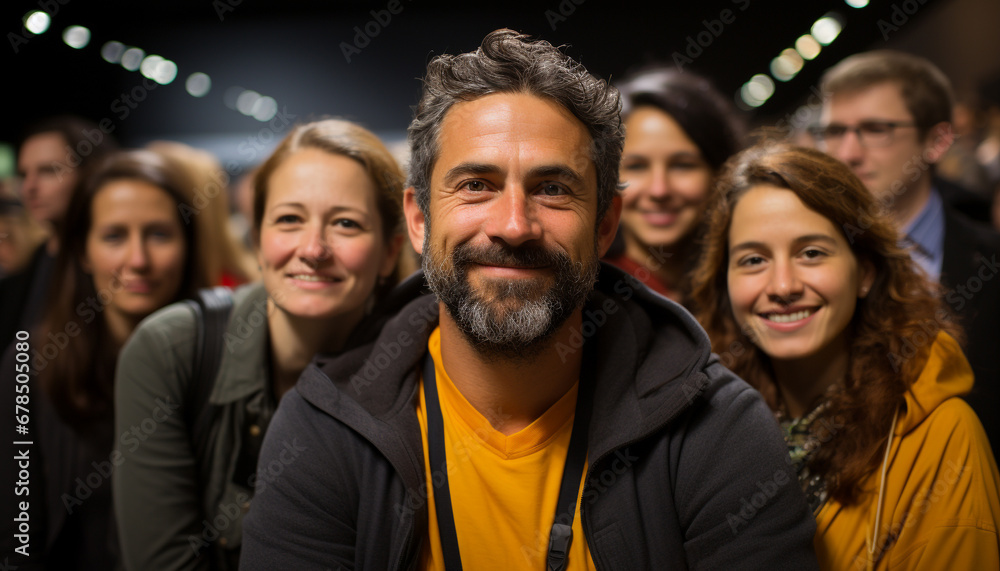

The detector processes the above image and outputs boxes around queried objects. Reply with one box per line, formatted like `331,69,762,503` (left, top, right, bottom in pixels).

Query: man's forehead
20,132,68,161
824,81,910,119
434,92,594,171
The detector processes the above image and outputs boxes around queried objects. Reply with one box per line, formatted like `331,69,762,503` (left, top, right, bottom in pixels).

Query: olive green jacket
113,283,275,571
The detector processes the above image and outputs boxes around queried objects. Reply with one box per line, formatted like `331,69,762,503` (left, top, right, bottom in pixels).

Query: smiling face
726,184,873,363
404,92,620,355
257,148,399,323
619,106,713,258
18,132,78,227
84,180,187,330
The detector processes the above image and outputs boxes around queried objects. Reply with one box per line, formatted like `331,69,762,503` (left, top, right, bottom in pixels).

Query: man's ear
921,121,955,165
402,186,426,255
597,194,622,258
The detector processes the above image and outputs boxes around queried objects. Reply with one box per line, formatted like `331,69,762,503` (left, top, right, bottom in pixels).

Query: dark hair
616,65,744,170
253,119,405,299
22,115,117,170
690,142,962,504
39,149,203,427
20,115,119,163
19,115,120,230
407,28,624,224
605,66,746,268
820,50,953,140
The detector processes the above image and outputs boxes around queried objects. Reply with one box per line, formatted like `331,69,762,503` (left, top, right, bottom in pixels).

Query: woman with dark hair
691,142,999,570
0,148,206,569
113,119,405,570
606,66,743,303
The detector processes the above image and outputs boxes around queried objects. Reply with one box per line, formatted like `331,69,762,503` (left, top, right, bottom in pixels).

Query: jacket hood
295,262,719,477
897,331,973,436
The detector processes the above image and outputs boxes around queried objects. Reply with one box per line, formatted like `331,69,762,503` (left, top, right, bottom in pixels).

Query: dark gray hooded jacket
241,265,818,570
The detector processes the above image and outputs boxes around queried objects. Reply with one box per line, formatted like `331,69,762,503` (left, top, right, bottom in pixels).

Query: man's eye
462,180,487,192
823,125,847,137
540,183,566,196
860,123,891,135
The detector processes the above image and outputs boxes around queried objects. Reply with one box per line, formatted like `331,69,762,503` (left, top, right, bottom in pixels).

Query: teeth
291,274,335,282
766,310,812,323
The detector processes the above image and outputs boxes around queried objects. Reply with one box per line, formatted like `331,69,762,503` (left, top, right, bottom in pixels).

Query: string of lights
20,8,280,123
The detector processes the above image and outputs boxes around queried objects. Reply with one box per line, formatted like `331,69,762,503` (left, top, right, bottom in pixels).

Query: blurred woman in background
1,149,206,569
147,140,259,286
114,119,406,570
605,66,743,304
691,142,999,570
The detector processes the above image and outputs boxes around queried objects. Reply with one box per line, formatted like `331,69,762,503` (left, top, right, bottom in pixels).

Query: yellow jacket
814,332,1000,570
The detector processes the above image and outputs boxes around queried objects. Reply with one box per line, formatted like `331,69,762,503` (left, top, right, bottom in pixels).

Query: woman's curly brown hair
689,142,963,504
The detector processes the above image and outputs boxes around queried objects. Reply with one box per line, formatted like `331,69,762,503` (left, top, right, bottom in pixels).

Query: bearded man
242,29,818,570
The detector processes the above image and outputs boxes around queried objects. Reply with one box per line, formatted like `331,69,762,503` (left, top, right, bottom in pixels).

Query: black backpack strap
182,286,235,465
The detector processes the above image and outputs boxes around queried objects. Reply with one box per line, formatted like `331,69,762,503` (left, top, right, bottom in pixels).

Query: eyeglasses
809,121,918,148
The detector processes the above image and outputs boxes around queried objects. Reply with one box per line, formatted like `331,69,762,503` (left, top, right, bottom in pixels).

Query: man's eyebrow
443,163,503,185
442,163,585,186
526,165,584,185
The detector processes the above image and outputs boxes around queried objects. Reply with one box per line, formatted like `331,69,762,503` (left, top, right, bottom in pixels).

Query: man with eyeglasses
817,50,1000,456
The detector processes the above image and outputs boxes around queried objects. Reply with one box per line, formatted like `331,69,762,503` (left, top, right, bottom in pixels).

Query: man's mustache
451,242,568,270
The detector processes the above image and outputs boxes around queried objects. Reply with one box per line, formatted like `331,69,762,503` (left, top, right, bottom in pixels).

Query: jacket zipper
392,520,415,571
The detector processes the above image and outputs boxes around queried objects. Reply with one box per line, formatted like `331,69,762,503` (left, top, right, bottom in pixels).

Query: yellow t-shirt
417,327,596,570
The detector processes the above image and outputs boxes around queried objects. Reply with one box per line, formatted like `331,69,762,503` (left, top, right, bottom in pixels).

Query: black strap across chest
183,286,234,466
422,353,592,571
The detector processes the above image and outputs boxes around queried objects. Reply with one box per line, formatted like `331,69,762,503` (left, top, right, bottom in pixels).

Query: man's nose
484,189,543,248
833,129,865,167
19,172,36,196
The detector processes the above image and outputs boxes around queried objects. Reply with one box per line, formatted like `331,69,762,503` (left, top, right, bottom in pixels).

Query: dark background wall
3,0,997,175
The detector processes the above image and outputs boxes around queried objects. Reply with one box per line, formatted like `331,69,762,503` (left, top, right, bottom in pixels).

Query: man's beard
422,237,599,361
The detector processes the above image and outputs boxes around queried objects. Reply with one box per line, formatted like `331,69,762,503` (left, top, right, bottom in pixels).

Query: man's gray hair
407,28,624,223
